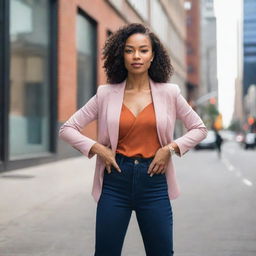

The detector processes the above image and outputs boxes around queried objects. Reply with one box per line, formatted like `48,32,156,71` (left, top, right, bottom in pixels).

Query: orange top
116,102,162,158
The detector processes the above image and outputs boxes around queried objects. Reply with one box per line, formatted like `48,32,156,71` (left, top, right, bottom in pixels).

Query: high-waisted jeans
94,153,174,256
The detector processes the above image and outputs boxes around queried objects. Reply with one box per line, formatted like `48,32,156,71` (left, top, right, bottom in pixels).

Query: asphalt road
0,141,255,256
172,141,256,256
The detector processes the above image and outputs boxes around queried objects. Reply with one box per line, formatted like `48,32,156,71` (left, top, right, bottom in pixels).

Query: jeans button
134,159,139,165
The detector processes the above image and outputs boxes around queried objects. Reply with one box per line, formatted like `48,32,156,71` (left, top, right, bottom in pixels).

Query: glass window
9,0,51,159
244,46,256,53
76,12,97,108
244,55,256,62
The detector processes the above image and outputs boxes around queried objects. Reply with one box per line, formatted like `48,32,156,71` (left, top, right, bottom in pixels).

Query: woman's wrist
162,142,180,156
90,142,105,155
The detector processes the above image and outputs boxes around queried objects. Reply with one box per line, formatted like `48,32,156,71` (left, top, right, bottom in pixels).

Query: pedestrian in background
214,128,223,158
59,23,207,256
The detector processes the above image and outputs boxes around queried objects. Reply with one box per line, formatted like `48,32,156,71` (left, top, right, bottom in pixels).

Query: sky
70,1,243,129
214,0,243,128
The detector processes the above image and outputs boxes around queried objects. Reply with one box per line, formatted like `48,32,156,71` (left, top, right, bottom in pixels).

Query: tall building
185,0,201,107
200,0,218,98
0,0,187,172
243,0,256,95
233,4,244,128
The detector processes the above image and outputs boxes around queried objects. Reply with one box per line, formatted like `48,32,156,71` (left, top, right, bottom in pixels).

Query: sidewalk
0,156,145,256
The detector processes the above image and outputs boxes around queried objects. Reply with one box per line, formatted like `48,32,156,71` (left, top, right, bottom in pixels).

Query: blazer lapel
150,79,167,147
106,78,167,154
107,80,126,152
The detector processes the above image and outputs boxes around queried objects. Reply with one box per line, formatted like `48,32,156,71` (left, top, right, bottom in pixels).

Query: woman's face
123,33,154,75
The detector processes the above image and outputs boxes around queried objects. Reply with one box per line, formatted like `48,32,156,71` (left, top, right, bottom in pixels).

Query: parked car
244,133,256,149
195,130,217,150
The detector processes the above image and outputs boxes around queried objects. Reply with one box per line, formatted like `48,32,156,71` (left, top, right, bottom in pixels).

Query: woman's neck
125,73,150,92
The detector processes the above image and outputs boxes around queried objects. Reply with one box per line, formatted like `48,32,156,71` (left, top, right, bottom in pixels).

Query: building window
9,0,54,159
76,10,97,109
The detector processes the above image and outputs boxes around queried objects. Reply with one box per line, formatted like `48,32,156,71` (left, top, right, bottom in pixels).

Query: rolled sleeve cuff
74,139,98,159
173,138,189,157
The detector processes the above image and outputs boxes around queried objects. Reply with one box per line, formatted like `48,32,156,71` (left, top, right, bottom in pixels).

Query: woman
59,23,207,256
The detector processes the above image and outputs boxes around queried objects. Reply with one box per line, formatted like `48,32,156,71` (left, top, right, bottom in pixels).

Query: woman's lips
131,63,143,68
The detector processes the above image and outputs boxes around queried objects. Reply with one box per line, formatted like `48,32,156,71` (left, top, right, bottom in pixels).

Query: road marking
242,178,253,186
227,165,235,171
221,157,253,187
221,158,234,171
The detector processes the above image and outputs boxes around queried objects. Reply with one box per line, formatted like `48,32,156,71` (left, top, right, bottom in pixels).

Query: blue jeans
94,153,174,256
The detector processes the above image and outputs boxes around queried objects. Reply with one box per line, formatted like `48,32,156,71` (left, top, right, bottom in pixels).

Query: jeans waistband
115,153,154,164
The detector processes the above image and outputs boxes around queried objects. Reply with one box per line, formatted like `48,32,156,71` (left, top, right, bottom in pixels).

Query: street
0,141,255,256
173,141,256,256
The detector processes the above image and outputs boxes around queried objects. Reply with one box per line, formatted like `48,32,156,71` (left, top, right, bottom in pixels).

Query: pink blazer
59,78,207,203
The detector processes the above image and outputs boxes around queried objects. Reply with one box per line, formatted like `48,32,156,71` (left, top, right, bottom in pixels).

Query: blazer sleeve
58,89,99,159
173,85,208,156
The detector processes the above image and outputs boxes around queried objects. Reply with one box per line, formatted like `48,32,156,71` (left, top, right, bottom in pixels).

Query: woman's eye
124,49,149,53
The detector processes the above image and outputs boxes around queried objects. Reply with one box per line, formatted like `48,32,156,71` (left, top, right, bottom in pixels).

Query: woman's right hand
90,143,122,174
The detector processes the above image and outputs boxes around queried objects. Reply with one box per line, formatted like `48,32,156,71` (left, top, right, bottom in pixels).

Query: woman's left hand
147,147,170,176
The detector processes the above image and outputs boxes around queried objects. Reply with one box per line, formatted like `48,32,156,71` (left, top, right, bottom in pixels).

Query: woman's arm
162,142,181,156
59,91,99,159
171,85,208,157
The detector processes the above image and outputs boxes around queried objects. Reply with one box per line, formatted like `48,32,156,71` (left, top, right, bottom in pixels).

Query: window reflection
76,12,97,108
9,0,50,159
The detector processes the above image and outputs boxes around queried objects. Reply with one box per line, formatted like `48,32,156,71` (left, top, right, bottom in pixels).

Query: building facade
0,0,187,172
243,0,256,96
184,0,201,108
233,1,244,128
200,0,218,99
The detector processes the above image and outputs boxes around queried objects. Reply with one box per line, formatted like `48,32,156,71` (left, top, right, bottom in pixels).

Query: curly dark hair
102,23,174,84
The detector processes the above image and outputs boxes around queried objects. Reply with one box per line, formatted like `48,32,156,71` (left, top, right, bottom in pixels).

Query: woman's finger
112,161,121,172
154,164,163,174
149,163,159,176
147,161,155,174
105,165,111,174
150,163,166,175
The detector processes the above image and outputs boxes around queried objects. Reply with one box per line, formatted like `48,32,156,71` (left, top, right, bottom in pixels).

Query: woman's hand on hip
90,143,121,174
147,147,170,176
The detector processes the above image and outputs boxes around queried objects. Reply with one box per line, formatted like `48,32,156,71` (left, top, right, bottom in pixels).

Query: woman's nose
133,51,140,59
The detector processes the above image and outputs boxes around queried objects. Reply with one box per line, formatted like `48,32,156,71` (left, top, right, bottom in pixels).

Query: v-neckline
122,102,152,118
